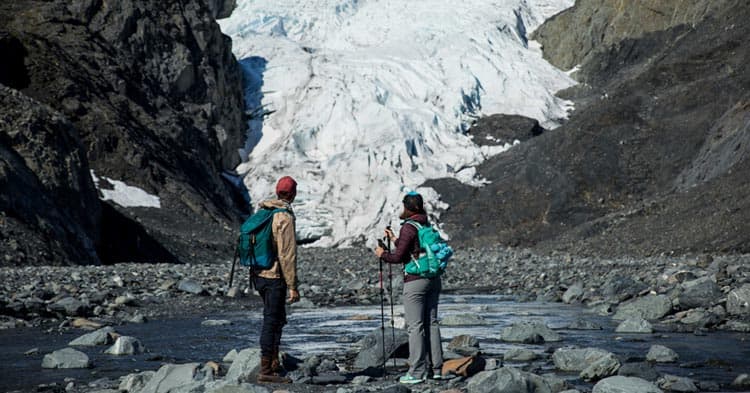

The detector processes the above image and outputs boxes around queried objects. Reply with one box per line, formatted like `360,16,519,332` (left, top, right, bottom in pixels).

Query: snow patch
90,170,161,209
220,0,576,246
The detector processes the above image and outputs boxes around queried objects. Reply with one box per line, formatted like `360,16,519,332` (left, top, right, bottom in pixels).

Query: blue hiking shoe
399,374,424,384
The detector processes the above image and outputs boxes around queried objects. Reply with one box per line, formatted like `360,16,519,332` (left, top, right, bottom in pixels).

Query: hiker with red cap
253,175,300,383
375,191,445,384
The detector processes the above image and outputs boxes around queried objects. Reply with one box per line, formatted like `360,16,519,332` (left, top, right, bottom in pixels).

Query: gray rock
201,319,233,327
138,363,201,393
42,348,91,369
69,326,115,346
224,348,261,383
553,347,614,372
541,373,571,392
615,317,653,334
613,295,672,321
223,349,239,363
657,374,697,392
351,376,372,385
119,371,155,392
601,277,649,303
646,345,678,363
467,367,553,393
593,376,663,393
177,280,205,295
618,362,660,382
581,353,621,381
105,336,145,355
732,374,750,389
204,382,270,393
678,277,720,309
49,297,89,316
447,334,480,350
563,283,585,304
727,284,750,316
501,321,561,343
353,327,408,370
442,313,487,326
567,319,602,330
503,348,537,362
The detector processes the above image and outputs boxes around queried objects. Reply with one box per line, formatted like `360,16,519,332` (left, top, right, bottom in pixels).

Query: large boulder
224,348,261,383
105,336,145,355
48,297,89,316
678,277,721,309
646,345,678,363
553,347,615,372
42,348,92,369
69,326,116,346
138,363,202,393
593,376,663,393
727,284,750,316
615,317,653,334
580,353,621,381
613,295,672,321
501,321,561,343
353,328,408,370
467,367,554,393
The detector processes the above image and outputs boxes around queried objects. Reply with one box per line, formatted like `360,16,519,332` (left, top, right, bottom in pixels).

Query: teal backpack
237,207,290,269
403,221,453,278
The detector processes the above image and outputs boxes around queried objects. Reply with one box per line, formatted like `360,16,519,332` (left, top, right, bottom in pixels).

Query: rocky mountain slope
430,0,750,257
1,0,246,266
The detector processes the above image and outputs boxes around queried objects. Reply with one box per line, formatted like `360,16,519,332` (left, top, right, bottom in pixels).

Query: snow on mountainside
219,0,575,246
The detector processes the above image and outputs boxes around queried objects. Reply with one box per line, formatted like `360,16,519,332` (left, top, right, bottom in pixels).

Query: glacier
219,0,576,246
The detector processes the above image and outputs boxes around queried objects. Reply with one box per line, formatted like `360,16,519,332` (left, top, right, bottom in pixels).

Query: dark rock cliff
1,0,246,265
430,0,750,257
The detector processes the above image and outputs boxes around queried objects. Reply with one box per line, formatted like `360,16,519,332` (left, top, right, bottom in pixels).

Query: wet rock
615,317,653,334
678,308,719,327
697,380,720,392
223,349,239,363
467,367,553,393
567,319,602,330
225,348,261,383
646,345,678,363
503,348,537,362
618,362,660,382
105,336,145,355
351,375,371,385
447,334,480,355
442,313,487,326
601,277,648,303
138,363,201,393
727,284,750,316
657,374,697,392
581,353,621,381
353,327,408,370
724,320,750,332
593,376,663,393
177,280,206,295
501,321,561,342
613,295,672,321
204,382,271,393
553,347,615,372
69,326,116,346
563,283,585,304
678,277,720,309
119,371,155,392
42,348,92,369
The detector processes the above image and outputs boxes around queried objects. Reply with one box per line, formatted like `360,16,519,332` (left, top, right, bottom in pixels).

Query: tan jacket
256,199,298,290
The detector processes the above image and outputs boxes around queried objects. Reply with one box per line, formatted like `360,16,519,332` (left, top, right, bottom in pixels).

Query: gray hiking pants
403,276,443,377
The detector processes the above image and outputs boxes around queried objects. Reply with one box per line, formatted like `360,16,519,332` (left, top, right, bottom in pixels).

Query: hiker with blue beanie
375,191,445,384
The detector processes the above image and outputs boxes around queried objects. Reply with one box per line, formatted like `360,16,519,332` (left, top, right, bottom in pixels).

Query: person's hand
384,228,396,242
288,289,300,304
375,246,385,258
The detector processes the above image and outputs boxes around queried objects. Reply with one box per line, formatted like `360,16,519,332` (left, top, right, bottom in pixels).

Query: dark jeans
254,276,287,357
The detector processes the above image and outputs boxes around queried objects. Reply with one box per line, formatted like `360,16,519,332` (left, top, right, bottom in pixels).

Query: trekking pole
386,224,397,369
228,241,239,289
378,249,387,377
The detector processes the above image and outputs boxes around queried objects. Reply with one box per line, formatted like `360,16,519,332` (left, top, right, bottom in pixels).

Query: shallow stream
1,295,748,391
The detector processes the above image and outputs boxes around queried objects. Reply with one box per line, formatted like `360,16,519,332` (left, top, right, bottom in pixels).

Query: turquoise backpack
403,221,453,278
237,207,290,269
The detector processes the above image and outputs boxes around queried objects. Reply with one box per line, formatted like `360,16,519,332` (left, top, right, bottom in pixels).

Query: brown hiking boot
270,350,282,373
257,355,291,384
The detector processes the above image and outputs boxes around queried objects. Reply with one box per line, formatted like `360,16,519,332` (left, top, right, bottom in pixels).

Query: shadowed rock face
1,0,246,265
429,1,750,257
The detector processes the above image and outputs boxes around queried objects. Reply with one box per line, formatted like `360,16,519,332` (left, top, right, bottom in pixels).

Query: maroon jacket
381,213,428,281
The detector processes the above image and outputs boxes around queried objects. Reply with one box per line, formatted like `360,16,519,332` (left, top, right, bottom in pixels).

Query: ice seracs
219,0,575,245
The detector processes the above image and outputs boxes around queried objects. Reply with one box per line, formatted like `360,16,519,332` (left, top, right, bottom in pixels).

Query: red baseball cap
276,176,297,197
